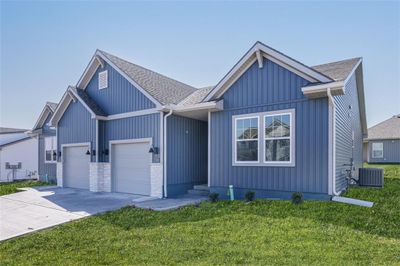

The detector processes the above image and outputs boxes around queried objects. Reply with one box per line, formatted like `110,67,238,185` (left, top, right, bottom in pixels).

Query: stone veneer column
89,163,111,192
150,163,163,198
56,162,63,187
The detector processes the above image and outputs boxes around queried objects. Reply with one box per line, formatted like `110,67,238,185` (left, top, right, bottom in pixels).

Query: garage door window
45,136,57,163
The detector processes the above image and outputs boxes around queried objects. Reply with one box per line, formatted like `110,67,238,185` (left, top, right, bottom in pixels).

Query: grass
0,180,50,196
1,164,399,265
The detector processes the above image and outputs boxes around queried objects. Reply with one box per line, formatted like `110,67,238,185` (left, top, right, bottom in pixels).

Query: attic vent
99,70,108,90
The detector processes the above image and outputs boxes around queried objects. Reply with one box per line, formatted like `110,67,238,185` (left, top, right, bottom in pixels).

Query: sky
1,1,399,129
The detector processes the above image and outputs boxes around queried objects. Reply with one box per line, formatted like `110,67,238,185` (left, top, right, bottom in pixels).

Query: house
0,127,38,182
364,115,400,163
48,41,366,199
27,102,58,182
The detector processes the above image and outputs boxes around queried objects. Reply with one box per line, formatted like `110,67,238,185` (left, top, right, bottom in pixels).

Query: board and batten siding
334,70,363,193
98,113,160,163
38,113,57,180
368,139,400,163
210,58,329,198
167,114,208,196
57,100,97,162
85,62,156,115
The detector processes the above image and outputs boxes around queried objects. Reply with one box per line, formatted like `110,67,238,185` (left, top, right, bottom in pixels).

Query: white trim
327,88,340,196
256,49,263,68
95,120,99,162
301,81,345,97
371,142,384,159
343,58,362,86
163,109,173,198
33,105,51,130
232,109,295,167
207,111,211,187
94,51,162,108
263,112,294,165
77,56,100,91
204,42,332,101
67,87,97,118
44,136,57,164
109,138,152,193
159,112,164,164
233,115,260,165
173,100,223,113
50,89,73,126
98,70,108,90
96,108,161,121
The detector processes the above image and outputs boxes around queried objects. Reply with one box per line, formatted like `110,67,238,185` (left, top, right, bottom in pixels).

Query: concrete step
187,189,209,196
193,184,209,191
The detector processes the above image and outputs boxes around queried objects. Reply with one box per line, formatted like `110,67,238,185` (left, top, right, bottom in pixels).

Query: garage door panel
63,146,90,190
111,142,151,195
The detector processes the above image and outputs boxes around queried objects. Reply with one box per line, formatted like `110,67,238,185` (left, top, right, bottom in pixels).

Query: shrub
245,191,255,202
291,192,304,205
209,192,219,202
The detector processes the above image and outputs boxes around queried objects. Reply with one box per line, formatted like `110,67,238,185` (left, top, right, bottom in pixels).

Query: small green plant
245,191,255,202
291,192,304,205
209,192,219,202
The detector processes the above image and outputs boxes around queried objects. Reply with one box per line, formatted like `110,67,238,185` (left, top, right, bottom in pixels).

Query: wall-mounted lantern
148,145,159,154
86,150,91,155
102,149,109,156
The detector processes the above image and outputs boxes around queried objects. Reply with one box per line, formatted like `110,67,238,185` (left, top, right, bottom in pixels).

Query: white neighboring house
0,127,38,182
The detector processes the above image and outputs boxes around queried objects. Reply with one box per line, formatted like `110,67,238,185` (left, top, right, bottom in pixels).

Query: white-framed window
98,70,108,89
372,142,383,158
264,113,292,163
234,116,259,163
44,136,57,163
232,109,295,167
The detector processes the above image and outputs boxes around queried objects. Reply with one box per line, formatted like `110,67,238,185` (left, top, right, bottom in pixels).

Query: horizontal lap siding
99,114,160,163
167,115,207,187
38,114,56,178
368,140,400,163
210,58,329,194
334,71,363,192
85,62,156,115
57,101,96,162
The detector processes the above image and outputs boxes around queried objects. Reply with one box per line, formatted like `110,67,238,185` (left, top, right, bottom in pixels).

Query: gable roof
179,86,214,106
0,132,30,148
72,87,107,116
366,115,400,140
203,41,334,101
312,57,362,82
32,102,58,130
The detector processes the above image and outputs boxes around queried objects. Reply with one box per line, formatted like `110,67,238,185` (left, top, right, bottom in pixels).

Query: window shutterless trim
232,109,295,167
371,142,384,159
263,112,293,165
44,136,57,164
233,115,260,164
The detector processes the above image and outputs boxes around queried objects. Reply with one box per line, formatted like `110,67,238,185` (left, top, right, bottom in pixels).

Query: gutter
163,108,173,198
327,88,341,196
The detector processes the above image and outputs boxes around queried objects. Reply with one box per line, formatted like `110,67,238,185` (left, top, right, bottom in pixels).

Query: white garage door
63,145,90,189
111,141,151,195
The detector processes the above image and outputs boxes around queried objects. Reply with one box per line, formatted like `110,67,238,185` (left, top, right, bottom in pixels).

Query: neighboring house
49,41,366,199
364,115,400,163
0,127,38,182
27,102,58,182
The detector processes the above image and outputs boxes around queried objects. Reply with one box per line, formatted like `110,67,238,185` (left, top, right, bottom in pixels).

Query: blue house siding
334,71,363,193
368,139,400,163
85,62,156,115
167,114,208,196
99,113,160,163
38,114,56,180
57,100,97,162
209,58,330,199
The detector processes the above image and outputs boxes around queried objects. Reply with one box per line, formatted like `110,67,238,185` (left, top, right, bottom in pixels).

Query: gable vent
99,70,108,89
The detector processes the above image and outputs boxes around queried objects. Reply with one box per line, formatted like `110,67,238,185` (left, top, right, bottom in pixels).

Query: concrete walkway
134,194,208,211
0,186,152,241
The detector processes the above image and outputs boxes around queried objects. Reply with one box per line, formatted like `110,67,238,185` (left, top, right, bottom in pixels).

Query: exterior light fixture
86,150,91,155
149,145,158,154
102,149,109,155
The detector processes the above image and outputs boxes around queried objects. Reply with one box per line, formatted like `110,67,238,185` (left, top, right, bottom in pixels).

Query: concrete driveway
0,186,153,241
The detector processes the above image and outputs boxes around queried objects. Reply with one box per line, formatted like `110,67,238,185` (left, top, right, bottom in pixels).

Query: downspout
163,108,173,198
327,88,340,196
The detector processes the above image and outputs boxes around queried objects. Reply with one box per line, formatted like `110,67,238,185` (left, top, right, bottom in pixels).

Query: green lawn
1,164,399,265
0,180,50,196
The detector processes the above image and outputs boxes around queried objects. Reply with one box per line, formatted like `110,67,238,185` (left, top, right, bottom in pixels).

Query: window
98,70,108,89
232,109,295,167
264,113,291,162
234,117,259,162
45,136,57,163
372,142,383,158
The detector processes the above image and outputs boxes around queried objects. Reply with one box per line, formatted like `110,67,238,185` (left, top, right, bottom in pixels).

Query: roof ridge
312,57,362,68
368,115,399,130
98,50,197,91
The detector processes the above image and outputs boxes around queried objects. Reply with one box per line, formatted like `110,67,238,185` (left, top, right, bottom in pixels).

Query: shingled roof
312,57,361,82
179,86,214,106
367,115,400,140
73,87,107,116
99,50,197,105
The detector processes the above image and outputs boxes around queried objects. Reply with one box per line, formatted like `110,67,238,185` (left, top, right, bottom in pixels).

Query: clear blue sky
1,1,399,129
